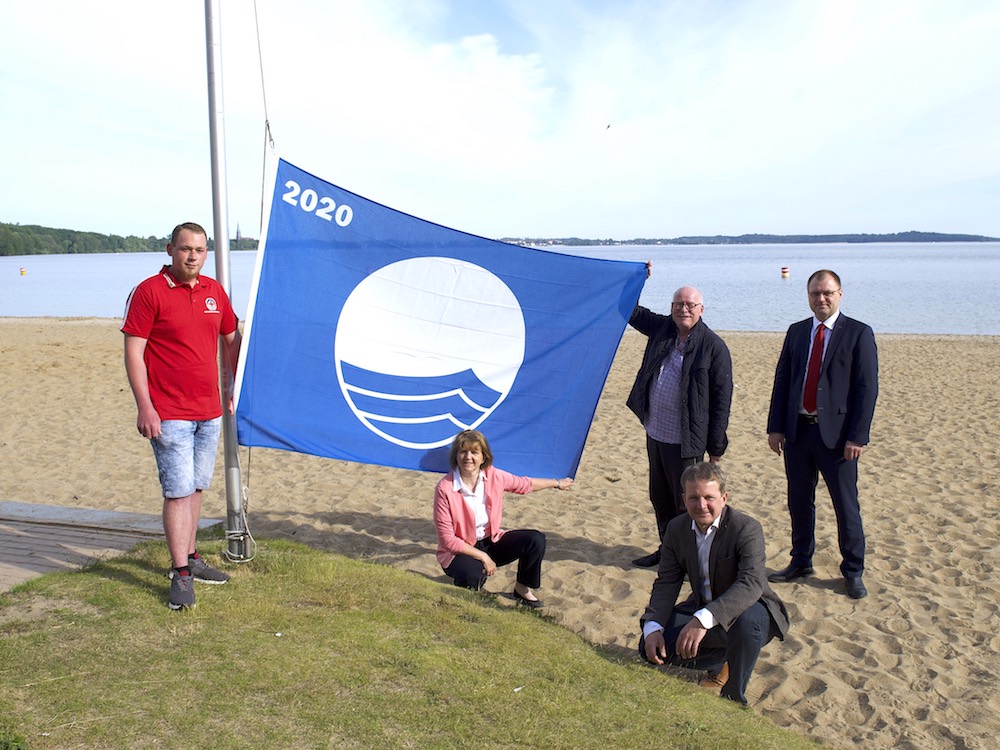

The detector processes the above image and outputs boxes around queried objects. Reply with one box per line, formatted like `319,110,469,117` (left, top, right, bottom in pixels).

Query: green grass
0,536,820,749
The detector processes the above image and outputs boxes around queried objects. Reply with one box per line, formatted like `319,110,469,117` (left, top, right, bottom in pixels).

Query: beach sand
2,317,998,749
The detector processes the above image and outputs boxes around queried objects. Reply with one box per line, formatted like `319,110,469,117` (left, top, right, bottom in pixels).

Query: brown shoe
699,662,729,692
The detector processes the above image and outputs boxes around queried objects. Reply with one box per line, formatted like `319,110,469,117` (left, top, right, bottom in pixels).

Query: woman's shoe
512,589,544,609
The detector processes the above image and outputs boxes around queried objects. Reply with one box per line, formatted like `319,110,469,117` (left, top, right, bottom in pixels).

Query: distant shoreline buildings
502,231,999,248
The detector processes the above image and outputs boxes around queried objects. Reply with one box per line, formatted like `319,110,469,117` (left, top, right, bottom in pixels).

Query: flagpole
204,0,248,559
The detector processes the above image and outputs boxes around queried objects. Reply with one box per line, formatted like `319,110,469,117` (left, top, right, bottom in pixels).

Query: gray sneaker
168,570,196,610
188,555,230,585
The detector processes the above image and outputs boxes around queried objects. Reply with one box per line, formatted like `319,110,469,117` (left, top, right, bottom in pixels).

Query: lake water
1,242,998,335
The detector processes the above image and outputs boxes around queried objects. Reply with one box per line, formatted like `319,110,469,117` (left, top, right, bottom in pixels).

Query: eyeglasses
808,289,841,299
672,301,703,311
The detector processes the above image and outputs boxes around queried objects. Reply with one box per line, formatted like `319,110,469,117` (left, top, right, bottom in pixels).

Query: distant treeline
0,222,259,256
503,231,999,246
3,222,996,257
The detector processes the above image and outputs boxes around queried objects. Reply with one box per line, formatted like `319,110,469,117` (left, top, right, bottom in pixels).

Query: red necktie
803,324,826,413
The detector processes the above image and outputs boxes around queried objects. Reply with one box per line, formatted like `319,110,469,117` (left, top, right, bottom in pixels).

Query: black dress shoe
512,590,544,608
845,577,868,599
767,564,814,583
632,551,661,568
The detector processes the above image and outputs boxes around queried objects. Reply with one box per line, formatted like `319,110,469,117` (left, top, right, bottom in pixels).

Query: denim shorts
150,418,222,498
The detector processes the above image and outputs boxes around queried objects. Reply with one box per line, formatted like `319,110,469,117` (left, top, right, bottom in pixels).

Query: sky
2,0,999,241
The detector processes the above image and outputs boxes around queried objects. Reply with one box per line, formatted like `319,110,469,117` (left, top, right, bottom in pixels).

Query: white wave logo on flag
234,158,646,476
334,257,525,449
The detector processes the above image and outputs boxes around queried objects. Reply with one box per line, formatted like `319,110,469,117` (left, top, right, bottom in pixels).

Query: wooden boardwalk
0,501,217,593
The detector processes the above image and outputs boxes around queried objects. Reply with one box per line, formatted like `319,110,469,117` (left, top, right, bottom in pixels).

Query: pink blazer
433,466,533,569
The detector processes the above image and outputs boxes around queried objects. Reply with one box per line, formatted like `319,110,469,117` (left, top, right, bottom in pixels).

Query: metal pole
204,0,248,559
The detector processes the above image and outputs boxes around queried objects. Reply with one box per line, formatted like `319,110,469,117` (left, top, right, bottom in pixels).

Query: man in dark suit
639,462,790,706
766,269,878,599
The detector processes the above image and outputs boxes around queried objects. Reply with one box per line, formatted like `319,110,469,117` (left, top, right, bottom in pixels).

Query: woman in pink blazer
433,430,573,608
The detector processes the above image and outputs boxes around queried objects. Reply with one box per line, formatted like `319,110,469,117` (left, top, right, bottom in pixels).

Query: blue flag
235,159,646,477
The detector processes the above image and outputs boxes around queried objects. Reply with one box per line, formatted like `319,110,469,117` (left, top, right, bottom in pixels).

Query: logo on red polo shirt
205,297,220,314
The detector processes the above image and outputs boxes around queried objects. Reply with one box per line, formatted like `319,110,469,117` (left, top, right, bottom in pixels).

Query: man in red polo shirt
122,222,241,610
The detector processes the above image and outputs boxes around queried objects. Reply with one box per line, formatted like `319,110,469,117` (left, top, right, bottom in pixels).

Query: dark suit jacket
626,307,733,458
767,314,879,449
641,506,790,638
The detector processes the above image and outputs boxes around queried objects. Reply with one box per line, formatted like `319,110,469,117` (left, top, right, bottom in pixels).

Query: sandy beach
2,317,998,750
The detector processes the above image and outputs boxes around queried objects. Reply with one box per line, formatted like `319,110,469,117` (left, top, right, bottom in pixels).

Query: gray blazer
641,505,790,638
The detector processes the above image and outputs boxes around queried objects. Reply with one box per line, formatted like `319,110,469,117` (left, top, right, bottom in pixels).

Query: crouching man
638,462,790,706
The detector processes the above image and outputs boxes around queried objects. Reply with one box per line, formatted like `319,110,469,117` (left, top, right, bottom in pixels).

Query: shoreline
2,318,999,750
2,316,996,340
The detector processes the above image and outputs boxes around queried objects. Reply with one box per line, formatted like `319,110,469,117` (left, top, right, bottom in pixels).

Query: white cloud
1,0,997,239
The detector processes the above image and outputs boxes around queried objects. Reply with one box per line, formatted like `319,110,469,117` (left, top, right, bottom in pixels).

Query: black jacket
626,306,733,458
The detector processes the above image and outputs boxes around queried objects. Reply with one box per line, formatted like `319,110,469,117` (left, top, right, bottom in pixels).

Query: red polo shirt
122,266,238,420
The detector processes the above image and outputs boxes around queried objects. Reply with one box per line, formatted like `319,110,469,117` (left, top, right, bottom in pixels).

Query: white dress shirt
643,514,723,638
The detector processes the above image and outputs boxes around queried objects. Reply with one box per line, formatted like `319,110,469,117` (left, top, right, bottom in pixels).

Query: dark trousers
639,601,779,706
783,419,865,578
443,529,546,591
646,436,699,546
